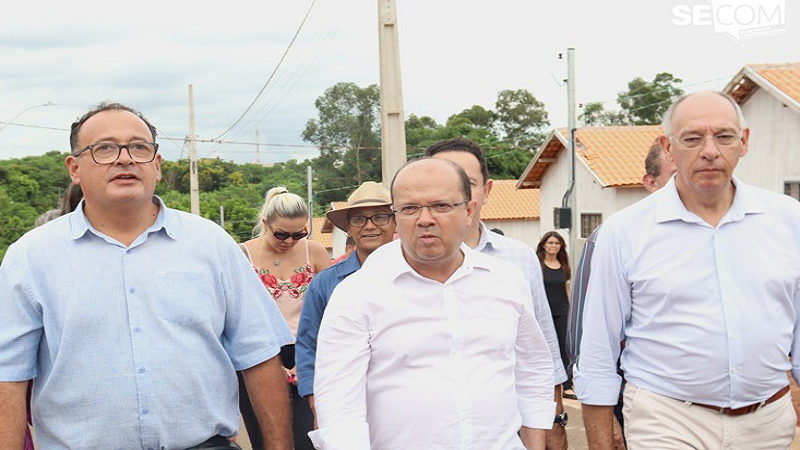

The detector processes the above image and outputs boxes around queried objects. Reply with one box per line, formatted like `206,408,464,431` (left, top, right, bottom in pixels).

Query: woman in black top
536,231,575,399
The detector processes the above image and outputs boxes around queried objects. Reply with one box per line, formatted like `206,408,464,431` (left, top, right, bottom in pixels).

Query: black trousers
552,313,573,390
238,345,315,450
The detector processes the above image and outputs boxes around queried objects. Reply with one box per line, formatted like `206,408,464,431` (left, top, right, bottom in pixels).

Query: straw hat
326,181,392,231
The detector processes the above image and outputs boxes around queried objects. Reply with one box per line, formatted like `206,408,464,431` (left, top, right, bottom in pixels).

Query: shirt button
138,367,146,374
142,408,149,415
129,288,135,294
133,327,142,333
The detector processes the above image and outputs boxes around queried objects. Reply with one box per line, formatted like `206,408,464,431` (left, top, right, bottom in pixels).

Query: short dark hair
644,142,666,178
424,138,489,184
70,102,157,153
391,157,472,203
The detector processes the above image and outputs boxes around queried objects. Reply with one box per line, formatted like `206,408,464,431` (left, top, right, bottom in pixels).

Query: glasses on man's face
670,133,741,149
347,213,394,227
269,225,309,241
73,142,159,164
391,201,468,219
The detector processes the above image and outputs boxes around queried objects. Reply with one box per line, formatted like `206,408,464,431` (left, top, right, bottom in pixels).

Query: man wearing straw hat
296,181,396,421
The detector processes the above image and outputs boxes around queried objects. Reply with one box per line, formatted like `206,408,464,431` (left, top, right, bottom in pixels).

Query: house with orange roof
481,180,541,247
724,62,800,200
515,62,800,257
517,125,664,251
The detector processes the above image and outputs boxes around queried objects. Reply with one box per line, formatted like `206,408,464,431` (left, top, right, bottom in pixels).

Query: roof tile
519,126,664,188
482,180,540,220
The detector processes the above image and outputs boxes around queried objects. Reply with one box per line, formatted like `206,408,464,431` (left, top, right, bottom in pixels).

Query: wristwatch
553,411,568,427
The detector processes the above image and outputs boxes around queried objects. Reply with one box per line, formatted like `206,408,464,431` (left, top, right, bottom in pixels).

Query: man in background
426,137,571,449
296,181,396,422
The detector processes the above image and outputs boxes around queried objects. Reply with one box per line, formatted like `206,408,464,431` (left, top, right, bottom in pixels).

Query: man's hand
0,381,28,450
582,404,616,450
307,394,318,429
520,426,547,450
242,356,293,450
612,416,625,449
546,386,568,450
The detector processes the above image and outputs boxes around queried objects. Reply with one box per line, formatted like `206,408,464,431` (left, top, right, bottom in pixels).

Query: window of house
785,182,800,202
580,213,602,239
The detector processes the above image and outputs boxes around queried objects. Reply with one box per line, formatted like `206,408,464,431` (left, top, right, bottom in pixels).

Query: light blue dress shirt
574,178,800,408
476,222,568,384
0,197,293,450
296,250,362,397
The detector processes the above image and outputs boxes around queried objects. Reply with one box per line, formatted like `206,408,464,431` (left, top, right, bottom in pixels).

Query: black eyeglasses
269,225,309,241
391,201,469,219
73,141,159,164
347,213,394,227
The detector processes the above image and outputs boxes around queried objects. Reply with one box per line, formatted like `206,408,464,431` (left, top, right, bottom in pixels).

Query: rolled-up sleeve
515,286,557,428
572,225,628,405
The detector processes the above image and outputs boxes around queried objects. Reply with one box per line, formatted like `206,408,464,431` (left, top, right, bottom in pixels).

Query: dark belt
183,435,243,450
691,385,790,416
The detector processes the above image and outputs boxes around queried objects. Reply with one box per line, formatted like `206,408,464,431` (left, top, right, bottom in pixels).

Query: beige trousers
622,383,796,450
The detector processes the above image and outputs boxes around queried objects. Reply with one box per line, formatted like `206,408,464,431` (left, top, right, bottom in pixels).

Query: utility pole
255,128,261,165
565,48,577,262
188,85,200,215
377,0,407,187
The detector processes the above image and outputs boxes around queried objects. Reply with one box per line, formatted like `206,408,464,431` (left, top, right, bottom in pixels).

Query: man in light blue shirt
296,181,395,419
576,91,800,449
0,103,294,450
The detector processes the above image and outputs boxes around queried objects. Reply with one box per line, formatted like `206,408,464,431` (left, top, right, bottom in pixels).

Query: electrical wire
212,0,319,142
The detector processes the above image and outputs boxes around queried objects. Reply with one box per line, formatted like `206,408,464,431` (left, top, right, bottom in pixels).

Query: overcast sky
0,0,795,164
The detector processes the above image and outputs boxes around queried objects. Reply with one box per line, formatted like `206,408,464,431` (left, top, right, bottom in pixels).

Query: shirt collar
656,177,765,225
475,221,499,252
69,196,175,244
376,239,491,284
337,250,363,274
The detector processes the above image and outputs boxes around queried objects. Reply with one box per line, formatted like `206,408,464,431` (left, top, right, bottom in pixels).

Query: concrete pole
188,85,200,215
377,0,407,187
567,48,577,263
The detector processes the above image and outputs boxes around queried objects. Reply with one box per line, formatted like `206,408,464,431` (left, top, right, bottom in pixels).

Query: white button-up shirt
574,178,800,408
310,240,555,450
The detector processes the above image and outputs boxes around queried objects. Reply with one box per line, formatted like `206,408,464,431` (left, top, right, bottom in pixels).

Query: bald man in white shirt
576,91,800,449
310,158,556,450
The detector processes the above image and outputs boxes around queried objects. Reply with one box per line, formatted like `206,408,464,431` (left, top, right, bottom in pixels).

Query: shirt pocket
153,269,213,325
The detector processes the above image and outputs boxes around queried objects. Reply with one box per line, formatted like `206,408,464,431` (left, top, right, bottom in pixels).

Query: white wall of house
483,219,540,248
538,146,652,261
733,88,800,192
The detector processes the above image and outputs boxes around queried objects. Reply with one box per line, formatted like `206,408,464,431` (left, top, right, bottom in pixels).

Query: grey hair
662,91,747,136
258,186,308,236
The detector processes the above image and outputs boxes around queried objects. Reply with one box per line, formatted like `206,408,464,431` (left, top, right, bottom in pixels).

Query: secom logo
672,0,787,46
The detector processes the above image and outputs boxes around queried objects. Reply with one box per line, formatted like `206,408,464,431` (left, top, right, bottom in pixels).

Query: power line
212,0,320,141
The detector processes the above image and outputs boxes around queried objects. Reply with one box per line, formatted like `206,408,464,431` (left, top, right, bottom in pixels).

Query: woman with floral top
239,186,330,450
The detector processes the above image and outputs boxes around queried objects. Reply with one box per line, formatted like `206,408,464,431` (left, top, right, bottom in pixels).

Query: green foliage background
0,74,682,262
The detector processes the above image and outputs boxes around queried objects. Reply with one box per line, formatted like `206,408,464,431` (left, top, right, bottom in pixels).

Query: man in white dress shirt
309,157,556,450
575,91,800,449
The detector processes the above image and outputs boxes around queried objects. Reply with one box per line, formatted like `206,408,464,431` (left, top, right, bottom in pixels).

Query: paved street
235,396,800,450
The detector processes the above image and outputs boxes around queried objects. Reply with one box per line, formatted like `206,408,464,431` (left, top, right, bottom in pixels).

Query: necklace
273,259,281,266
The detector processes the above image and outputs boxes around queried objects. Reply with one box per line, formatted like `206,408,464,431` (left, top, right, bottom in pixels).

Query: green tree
579,102,628,127
618,73,684,125
303,82,382,205
494,89,550,147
